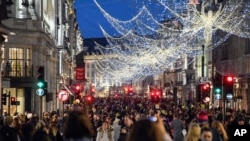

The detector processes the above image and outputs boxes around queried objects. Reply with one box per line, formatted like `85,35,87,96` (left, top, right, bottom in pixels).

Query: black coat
0,126,18,141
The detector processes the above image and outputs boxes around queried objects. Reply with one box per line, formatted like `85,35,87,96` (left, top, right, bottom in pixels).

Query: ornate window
8,48,32,77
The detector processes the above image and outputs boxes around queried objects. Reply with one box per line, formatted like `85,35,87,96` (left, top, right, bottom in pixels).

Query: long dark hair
63,110,94,139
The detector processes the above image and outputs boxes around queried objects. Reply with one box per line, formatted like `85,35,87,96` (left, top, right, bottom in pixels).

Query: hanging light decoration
91,0,250,87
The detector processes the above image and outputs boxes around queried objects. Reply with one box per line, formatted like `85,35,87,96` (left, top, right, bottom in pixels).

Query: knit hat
197,111,208,123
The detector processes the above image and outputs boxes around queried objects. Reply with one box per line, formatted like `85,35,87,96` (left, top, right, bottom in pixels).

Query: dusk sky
74,0,139,38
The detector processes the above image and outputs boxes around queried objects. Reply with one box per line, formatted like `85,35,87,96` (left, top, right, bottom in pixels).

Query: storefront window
9,48,32,77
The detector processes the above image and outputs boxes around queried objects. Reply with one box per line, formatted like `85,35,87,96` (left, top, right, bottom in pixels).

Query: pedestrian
96,121,114,141
48,111,64,141
126,115,172,141
31,120,51,141
170,113,185,141
211,120,228,141
200,127,213,141
63,110,94,141
196,111,221,141
185,122,201,141
0,116,18,141
117,115,133,141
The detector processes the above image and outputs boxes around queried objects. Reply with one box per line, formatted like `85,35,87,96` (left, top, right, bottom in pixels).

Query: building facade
212,35,250,111
0,0,82,116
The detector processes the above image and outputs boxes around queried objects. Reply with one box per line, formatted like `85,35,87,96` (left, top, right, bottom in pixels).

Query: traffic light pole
222,77,225,124
7,91,10,115
201,45,205,106
202,45,205,77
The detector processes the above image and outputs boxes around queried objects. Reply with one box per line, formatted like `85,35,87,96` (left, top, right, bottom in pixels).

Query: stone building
0,0,82,116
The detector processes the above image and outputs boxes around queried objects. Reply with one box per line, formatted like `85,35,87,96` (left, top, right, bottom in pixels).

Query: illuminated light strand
91,0,250,87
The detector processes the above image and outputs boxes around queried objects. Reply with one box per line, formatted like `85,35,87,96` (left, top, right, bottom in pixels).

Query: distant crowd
1,96,250,141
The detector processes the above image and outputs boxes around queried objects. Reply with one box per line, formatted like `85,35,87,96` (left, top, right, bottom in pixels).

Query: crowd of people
0,96,250,141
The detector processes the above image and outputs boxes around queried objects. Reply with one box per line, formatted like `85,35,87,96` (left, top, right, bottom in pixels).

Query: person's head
124,115,133,128
104,116,111,125
127,116,172,141
50,111,58,124
185,122,201,141
102,121,108,130
3,116,14,127
211,120,228,141
43,112,50,119
197,111,209,128
63,110,94,140
173,113,178,119
200,127,213,141
237,116,245,125
35,120,49,134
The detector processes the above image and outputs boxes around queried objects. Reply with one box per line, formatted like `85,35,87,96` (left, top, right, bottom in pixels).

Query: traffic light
197,83,211,103
214,87,222,100
10,97,16,105
36,66,45,81
124,86,133,94
150,88,162,102
84,95,94,105
36,66,46,95
214,87,222,94
223,76,235,86
201,83,211,93
74,83,83,95
223,75,235,99
2,93,7,105
128,87,133,94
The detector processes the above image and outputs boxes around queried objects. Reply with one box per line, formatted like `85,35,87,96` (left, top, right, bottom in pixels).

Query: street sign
226,93,233,100
199,77,209,84
36,88,45,96
58,90,69,102
214,94,221,100
16,101,20,105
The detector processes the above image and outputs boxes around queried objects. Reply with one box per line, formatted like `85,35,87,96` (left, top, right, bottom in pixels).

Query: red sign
75,67,85,80
58,90,69,102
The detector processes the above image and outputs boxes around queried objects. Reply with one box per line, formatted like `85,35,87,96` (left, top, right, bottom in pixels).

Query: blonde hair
211,121,228,141
185,122,201,141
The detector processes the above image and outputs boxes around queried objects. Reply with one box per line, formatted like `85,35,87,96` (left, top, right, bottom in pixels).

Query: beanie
197,111,208,122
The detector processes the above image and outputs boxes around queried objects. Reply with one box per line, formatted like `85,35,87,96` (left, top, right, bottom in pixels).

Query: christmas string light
91,0,250,88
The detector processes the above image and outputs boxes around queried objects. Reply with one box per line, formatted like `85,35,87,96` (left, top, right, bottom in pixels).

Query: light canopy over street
91,0,250,88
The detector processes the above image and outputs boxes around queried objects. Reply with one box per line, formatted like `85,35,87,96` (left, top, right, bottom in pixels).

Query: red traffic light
223,76,235,86
11,97,15,102
87,96,92,101
10,97,16,105
200,83,210,92
74,84,82,94
75,85,80,90
226,76,233,82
